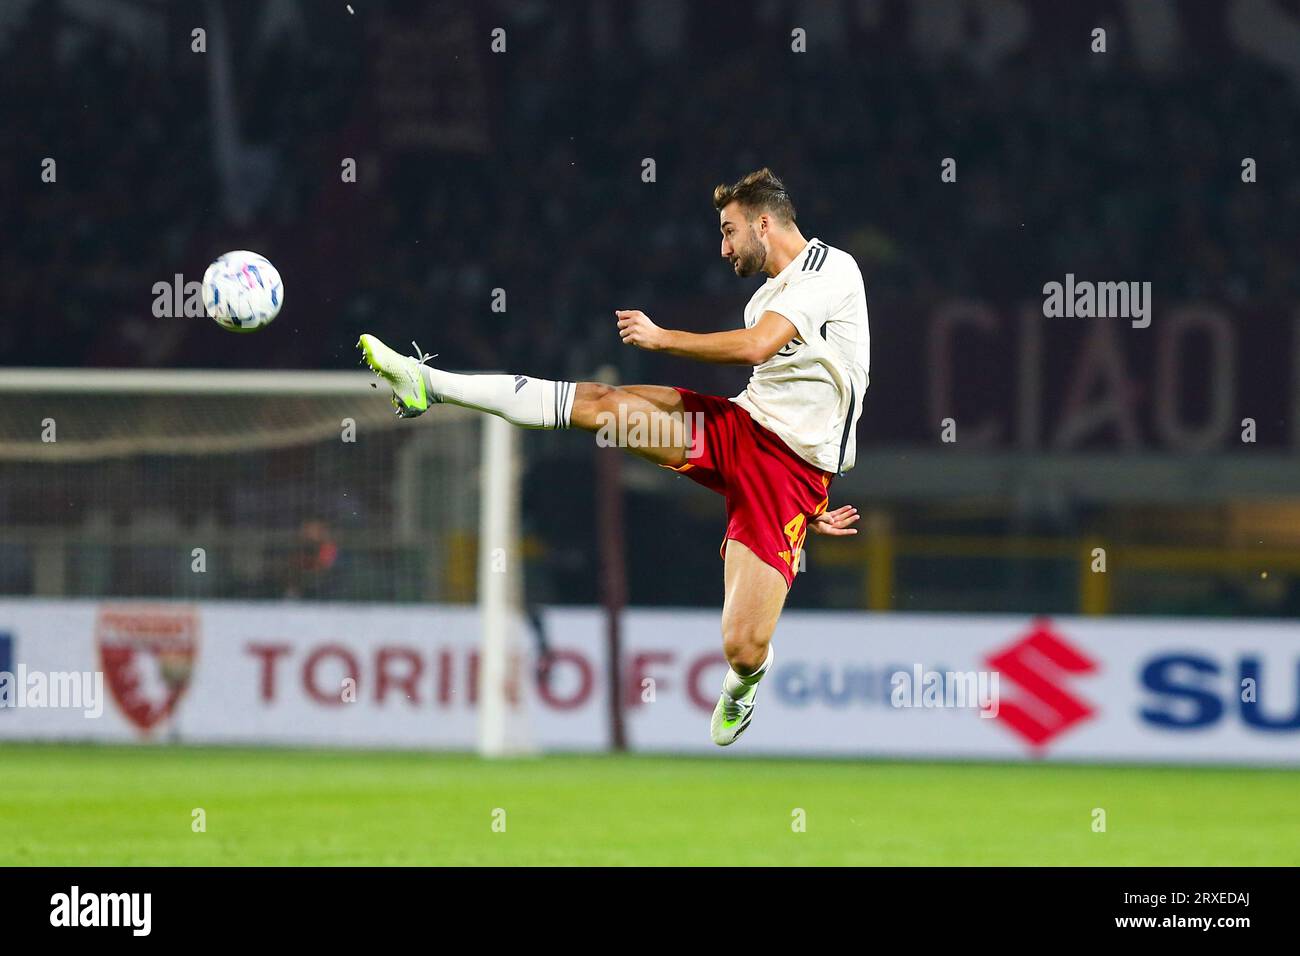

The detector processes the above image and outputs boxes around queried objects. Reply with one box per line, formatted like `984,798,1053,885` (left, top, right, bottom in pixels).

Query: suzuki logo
985,620,1097,748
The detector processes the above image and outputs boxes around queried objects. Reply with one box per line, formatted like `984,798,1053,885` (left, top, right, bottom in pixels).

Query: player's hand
810,505,859,536
616,309,665,351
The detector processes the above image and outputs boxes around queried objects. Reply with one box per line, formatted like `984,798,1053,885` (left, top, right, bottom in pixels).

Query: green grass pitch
2,744,1296,865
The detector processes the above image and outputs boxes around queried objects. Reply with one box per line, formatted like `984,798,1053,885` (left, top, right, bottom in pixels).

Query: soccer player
358,168,869,745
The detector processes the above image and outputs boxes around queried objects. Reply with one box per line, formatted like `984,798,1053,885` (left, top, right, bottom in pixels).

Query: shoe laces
410,341,438,366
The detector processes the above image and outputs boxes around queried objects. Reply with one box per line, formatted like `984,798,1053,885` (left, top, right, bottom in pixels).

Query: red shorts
662,388,832,588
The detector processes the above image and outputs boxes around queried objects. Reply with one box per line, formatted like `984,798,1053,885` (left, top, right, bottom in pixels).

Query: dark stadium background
2,0,1299,880
3,0,1299,615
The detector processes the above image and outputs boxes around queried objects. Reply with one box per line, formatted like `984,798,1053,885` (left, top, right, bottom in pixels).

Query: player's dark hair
712,168,797,224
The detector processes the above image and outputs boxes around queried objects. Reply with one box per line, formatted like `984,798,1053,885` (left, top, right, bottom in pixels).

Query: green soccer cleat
357,334,438,418
710,646,772,746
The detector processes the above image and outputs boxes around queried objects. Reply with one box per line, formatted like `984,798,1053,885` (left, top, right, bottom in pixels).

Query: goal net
0,368,531,755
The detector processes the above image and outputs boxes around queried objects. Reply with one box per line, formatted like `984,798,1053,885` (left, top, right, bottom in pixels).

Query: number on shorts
783,512,808,567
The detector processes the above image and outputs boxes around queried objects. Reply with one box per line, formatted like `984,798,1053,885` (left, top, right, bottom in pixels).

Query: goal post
476,415,525,756
0,367,532,755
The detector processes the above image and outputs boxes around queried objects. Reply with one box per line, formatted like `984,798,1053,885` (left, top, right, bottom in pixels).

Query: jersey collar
768,237,820,285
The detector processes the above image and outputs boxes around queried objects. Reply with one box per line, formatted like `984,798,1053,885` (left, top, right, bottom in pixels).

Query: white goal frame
0,367,529,758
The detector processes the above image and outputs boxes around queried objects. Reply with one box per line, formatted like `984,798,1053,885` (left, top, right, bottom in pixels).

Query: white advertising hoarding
0,600,1296,764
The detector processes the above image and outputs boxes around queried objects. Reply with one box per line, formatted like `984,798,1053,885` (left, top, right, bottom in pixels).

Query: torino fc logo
96,606,199,733
984,620,1097,748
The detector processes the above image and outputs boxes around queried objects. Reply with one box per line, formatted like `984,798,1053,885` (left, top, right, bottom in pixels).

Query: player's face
719,203,767,278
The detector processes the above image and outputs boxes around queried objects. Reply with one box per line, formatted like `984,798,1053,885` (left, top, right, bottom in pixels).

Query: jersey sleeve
764,271,839,343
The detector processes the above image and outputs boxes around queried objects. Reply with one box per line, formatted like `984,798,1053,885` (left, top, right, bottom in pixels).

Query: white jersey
731,237,870,474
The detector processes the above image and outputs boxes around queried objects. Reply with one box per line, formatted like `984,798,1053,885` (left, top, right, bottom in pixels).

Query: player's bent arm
616,309,797,366
656,326,775,365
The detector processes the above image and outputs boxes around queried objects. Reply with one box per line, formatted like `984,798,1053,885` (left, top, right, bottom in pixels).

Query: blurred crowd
2,0,1297,384
2,1,1299,615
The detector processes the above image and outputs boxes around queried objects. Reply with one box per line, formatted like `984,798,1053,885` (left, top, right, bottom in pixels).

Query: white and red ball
202,250,283,332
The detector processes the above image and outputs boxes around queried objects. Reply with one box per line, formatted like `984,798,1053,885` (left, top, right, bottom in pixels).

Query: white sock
421,369,576,429
723,646,773,699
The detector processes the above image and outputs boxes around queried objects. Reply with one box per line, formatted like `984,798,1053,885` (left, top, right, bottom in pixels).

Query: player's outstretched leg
358,333,571,425
358,333,690,466
711,539,788,746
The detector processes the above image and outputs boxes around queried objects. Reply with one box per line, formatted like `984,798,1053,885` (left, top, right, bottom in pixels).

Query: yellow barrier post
1079,536,1110,615
866,511,895,610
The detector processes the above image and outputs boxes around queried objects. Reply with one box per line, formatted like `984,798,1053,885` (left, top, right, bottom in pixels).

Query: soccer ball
202,250,284,332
